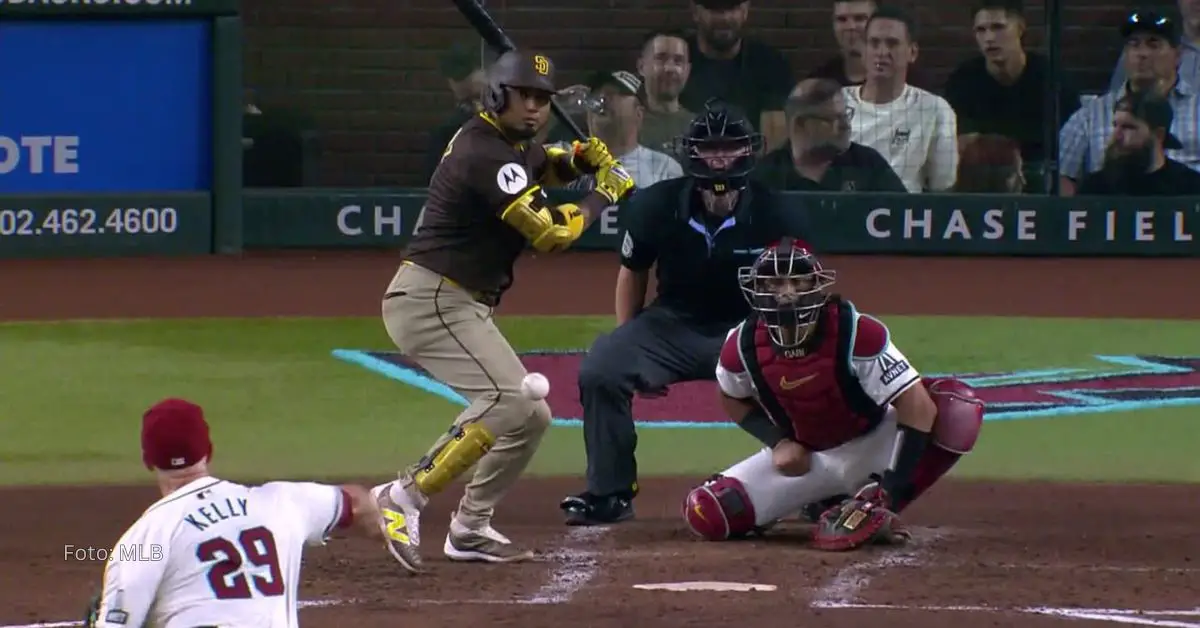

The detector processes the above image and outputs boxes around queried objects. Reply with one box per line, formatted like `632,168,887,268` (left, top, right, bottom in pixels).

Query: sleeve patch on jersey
852,314,890,359
105,610,129,625
876,351,912,386
496,163,529,194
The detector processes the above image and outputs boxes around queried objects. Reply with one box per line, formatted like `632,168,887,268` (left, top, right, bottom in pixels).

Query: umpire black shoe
560,492,635,526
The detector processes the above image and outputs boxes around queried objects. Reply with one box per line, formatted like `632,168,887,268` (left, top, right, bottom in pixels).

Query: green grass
1,316,1199,486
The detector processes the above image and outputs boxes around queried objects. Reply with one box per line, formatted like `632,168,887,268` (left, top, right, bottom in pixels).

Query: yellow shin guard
412,422,496,495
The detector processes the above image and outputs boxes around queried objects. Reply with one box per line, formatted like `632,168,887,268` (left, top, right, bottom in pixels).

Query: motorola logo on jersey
496,163,528,194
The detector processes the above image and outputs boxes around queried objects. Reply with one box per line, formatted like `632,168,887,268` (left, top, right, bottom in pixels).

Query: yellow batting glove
572,137,617,174
594,161,635,205
531,204,586,253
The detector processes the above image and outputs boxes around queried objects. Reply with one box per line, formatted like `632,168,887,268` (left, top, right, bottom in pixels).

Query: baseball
521,372,550,400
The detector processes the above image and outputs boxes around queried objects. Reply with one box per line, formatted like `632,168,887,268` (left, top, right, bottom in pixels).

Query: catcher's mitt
810,492,909,551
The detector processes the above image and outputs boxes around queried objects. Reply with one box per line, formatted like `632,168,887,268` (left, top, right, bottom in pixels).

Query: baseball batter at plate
682,239,986,549
84,399,383,628
373,49,635,571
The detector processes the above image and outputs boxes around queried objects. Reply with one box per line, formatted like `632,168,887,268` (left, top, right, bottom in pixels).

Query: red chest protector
735,299,885,451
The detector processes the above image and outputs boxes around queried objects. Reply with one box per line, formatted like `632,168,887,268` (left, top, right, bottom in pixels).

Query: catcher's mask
482,50,558,114
680,98,764,195
738,238,835,349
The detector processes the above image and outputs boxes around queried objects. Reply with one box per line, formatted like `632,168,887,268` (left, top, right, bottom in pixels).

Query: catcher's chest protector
738,301,884,451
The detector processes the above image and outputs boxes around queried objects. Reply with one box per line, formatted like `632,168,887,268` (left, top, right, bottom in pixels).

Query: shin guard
412,422,495,495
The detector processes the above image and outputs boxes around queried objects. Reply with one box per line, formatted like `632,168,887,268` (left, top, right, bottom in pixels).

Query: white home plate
633,581,777,592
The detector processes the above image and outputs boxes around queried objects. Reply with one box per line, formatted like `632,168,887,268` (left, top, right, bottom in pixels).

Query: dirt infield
2,251,1198,628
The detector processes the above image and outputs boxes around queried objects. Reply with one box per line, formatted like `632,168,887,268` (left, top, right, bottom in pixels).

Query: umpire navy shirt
618,177,810,328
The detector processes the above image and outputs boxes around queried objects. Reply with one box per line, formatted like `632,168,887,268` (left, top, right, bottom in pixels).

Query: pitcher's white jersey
95,476,350,628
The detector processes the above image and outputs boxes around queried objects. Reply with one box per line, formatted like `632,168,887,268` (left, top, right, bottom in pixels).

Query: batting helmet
482,50,558,113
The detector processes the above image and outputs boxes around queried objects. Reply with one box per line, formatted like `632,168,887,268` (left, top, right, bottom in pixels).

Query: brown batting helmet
482,50,558,112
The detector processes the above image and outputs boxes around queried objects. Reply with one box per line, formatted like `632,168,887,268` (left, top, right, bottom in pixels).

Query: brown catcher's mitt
810,493,910,551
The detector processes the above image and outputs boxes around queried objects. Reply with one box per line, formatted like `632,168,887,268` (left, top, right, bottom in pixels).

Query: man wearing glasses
754,78,907,192
1059,9,1200,195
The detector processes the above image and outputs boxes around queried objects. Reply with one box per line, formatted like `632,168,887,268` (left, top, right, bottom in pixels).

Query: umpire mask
681,99,764,197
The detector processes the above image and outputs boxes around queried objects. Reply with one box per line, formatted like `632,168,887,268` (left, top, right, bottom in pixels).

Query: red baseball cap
141,398,213,470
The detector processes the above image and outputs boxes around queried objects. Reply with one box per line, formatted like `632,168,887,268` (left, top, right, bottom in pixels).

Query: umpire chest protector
736,299,885,451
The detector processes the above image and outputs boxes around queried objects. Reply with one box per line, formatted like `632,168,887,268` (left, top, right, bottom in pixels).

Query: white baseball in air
521,372,550,400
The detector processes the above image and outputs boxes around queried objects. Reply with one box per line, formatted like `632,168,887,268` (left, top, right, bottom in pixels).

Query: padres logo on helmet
533,55,550,75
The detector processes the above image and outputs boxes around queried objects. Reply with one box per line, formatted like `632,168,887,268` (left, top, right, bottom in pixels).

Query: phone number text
0,208,179,237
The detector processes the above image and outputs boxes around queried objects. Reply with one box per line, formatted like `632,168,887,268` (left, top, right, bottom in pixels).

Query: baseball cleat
373,481,424,574
560,492,635,526
443,514,533,563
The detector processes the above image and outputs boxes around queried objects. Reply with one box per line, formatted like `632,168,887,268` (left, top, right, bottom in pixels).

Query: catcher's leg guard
683,475,758,541
412,422,496,496
893,377,985,513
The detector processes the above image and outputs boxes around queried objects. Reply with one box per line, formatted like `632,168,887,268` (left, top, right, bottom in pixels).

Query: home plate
633,581,777,592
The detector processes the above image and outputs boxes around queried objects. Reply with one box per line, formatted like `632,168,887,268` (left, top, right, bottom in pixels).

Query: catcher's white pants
721,407,899,526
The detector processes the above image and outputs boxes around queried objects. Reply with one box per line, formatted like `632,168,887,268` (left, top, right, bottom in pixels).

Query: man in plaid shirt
1059,9,1200,195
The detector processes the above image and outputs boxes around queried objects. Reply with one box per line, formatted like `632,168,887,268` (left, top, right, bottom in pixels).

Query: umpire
374,49,634,571
561,100,812,525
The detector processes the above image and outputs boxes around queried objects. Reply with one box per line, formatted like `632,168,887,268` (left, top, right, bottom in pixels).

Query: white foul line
1031,608,1200,628
814,602,1200,626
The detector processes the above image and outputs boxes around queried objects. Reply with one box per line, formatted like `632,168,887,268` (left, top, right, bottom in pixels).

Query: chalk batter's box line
331,349,1200,426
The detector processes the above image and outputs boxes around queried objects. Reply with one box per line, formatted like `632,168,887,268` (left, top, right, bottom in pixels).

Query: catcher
682,239,985,550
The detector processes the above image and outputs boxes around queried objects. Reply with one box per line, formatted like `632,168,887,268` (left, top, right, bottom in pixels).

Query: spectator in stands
844,6,958,192
242,87,313,187
807,0,937,91
422,42,487,183
756,78,906,192
560,71,683,191
1109,1,1200,92
679,0,794,152
944,0,1080,187
952,134,1026,193
636,29,696,160
1077,92,1200,195
1059,10,1200,195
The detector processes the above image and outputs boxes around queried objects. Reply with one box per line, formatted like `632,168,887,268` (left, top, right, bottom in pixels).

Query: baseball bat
448,0,588,141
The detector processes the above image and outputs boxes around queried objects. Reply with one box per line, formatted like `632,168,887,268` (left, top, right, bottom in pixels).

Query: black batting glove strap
879,423,930,503
738,405,785,449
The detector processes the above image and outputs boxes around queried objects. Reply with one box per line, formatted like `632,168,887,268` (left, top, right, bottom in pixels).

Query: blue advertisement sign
0,21,212,193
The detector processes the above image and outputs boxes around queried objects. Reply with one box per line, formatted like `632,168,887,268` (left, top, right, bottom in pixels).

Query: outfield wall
2,189,1197,259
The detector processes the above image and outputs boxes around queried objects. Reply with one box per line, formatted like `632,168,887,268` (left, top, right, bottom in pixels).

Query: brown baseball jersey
402,114,552,303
